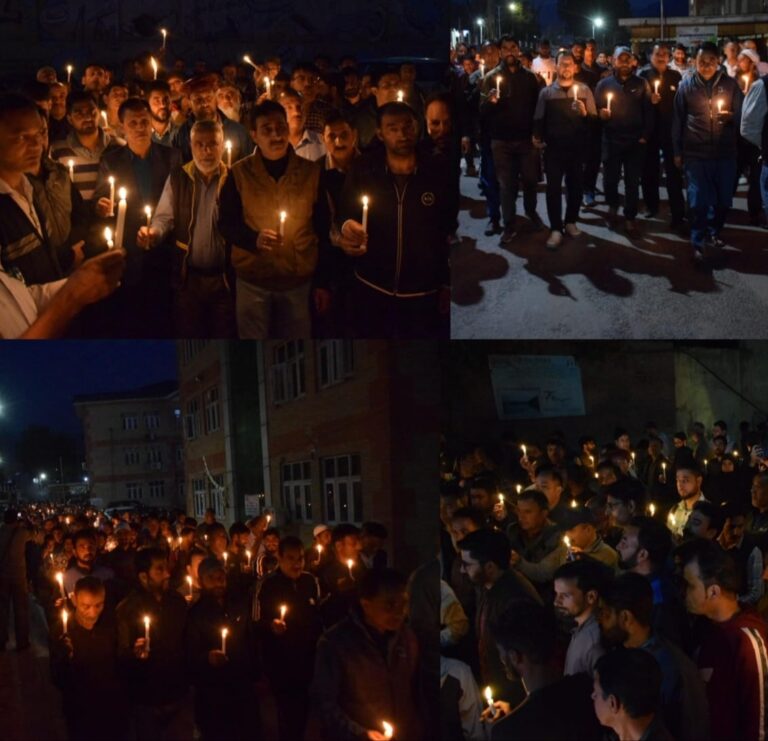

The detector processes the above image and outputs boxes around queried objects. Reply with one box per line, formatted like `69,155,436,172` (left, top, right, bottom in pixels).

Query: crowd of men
450,36,768,264
440,417,768,739
0,503,434,741
0,51,458,339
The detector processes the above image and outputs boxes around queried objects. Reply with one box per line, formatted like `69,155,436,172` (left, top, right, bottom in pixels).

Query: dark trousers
0,578,29,649
352,280,447,339
685,157,738,248
737,139,763,218
133,697,193,741
274,689,309,741
544,150,584,231
491,139,539,226
194,688,251,741
583,121,602,194
479,137,501,222
642,138,685,220
603,142,646,220
174,271,236,338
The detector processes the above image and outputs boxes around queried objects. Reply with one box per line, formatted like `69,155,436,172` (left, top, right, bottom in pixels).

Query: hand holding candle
115,188,127,250
484,687,498,719
347,558,355,580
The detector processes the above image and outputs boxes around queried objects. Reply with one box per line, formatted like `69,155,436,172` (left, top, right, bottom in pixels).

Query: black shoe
500,227,517,245
644,210,658,219
526,212,545,231
484,219,502,237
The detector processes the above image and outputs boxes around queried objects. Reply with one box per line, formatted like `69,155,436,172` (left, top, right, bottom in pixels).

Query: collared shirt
667,492,707,537
293,128,327,162
50,129,115,201
564,611,604,675
152,122,176,147
0,174,42,234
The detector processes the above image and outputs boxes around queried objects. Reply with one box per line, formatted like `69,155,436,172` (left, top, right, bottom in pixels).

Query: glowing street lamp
476,17,485,45
592,16,604,38
509,2,520,11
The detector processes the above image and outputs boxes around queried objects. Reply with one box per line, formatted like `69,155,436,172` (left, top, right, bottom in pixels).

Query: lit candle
743,75,750,92
496,75,501,97
570,499,578,509
186,575,193,597
279,211,287,238
589,454,595,467
480,62,485,78
66,65,73,84
225,139,232,168
265,77,271,96
607,92,613,113
104,227,114,250
67,159,75,182
515,484,522,494
717,99,724,114
243,55,259,70
221,627,228,654
161,28,167,49
144,205,152,229
315,544,323,560
382,721,394,739
396,89,404,102
361,195,369,233
521,444,527,458
266,514,271,525
654,79,660,95
563,535,573,559
143,615,151,653
484,686,497,719
245,549,252,568
115,188,127,250
108,176,115,216
55,572,66,599
572,83,578,100
223,552,229,568
150,57,158,80
649,503,656,517
347,558,355,580
279,604,287,623
498,492,504,504
61,608,68,635
704,459,709,472
100,110,108,129
734,450,740,458
631,451,636,464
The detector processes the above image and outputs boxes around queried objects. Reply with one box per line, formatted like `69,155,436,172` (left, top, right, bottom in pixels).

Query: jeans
641,138,685,221
491,139,539,227
685,157,738,249
236,279,311,339
479,137,501,222
603,142,646,220
544,150,584,231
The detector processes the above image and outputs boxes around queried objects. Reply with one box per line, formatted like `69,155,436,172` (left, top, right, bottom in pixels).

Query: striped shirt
50,129,119,201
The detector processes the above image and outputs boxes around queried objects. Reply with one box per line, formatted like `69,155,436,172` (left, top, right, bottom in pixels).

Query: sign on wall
488,355,586,420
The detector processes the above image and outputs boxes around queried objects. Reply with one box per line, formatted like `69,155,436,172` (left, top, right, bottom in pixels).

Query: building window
211,474,225,518
193,478,207,517
322,454,362,524
204,387,220,433
146,448,163,468
124,448,140,466
272,341,305,404
176,446,183,463
149,480,165,499
145,412,160,429
182,340,209,364
185,399,200,440
126,482,143,500
282,461,312,522
178,481,185,501
122,414,138,431
317,340,354,388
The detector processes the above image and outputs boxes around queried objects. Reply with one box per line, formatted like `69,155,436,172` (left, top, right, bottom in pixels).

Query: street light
476,17,484,45
509,2,519,11
39,472,47,481
592,16,604,39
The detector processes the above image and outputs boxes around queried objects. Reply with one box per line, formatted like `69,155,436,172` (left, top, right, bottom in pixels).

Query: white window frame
126,482,143,500
145,412,161,430
322,454,362,525
204,386,221,434
122,413,138,431
282,460,312,522
149,480,165,499
185,398,200,440
317,340,354,388
211,474,225,518
272,341,306,404
193,478,207,518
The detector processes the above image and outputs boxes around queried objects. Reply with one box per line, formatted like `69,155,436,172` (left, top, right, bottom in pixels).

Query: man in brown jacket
218,100,331,338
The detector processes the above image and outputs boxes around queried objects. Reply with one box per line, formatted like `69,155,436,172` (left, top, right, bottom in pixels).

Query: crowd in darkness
440,418,768,740
0,50,458,339
0,505,436,741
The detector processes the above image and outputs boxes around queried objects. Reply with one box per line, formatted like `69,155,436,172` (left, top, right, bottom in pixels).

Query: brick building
73,380,183,510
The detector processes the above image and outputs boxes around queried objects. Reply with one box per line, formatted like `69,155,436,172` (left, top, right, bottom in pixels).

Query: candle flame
225,139,232,150
515,484,522,494
484,686,493,704
382,721,394,739
66,65,73,73
55,572,63,585
563,535,571,548
362,195,369,207
396,89,404,102
118,187,127,200
150,57,158,72
649,503,656,517
316,544,323,553
498,492,504,503
280,210,287,222
570,499,578,508
145,205,152,218
243,55,257,68
108,175,115,185
67,158,74,168
186,575,192,586
143,615,150,628
221,627,228,638
347,559,354,569
104,227,113,242
279,604,287,620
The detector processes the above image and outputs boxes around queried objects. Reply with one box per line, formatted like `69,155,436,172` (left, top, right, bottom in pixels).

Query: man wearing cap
306,524,333,573
595,46,654,238
170,75,250,165
672,42,743,260
563,507,619,570
740,60,768,229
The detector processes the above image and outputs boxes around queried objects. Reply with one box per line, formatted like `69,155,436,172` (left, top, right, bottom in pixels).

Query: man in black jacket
253,536,322,741
337,102,453,339
115,547,191,741
318,523,363,629
639,45,685,229
595,47,654,238
92,97,181,336
480,36,543,244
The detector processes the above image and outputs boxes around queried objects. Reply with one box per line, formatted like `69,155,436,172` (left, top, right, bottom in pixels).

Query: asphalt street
451,163,768,339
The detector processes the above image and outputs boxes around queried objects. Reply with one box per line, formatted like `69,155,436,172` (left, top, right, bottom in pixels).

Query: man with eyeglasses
170,75,250,165
290,62,334,133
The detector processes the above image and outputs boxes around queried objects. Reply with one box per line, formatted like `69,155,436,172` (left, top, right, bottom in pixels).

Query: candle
315,544,323,560
279,210,287,238
733,450,740,458
61,608,68,635
563,535,573,559
266,514,271,525
498,492,504,504
521,444,527,458
631,452,636,464
161,28,167,49
572,83,578,100
243,55,258,69
480,62,485,78
66,65,73,84
649,503,656,517
104,227,114,250
743,75,750,92
654,79,660,95
570,499,578,509
150,57,158,80
496,75,501,97
223,139,232,168
67,159,74,182
589,454,595,467
484,686,498,719
221,627,228,654
606,92,613,113
279,604,287,623
382,721,394,739
347,558,355,580
108,176,115,216
55,572,66,599
186,575,193,597
717,99,724,114
361,195,369,233
264,77,271,97
143,615,151,653
115,188,127,250
144,205,152,229
100,110,108,129
515,484,522,495
245,550,252,568
223,552,229,568
396,89,404,102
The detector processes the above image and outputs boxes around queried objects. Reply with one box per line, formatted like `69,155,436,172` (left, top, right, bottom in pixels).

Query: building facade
74,381,183,510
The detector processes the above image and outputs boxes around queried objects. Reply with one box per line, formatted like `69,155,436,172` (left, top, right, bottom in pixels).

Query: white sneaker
546,230,563,250
564,223,582,237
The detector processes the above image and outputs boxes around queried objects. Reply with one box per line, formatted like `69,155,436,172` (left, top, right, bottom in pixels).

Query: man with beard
146,81,176,147
63,529,115,601
215,83,242,124
595,47,654,238
139,119,234,338
667,464,707,537
80,63,108,104
597,572,710,740
48,82,70,142
480,36,543,245
553,558,612,675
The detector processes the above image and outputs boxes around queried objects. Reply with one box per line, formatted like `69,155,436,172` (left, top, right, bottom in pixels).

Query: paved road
451,165,768,338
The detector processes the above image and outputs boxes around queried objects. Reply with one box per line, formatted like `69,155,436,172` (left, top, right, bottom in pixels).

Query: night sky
0,342,177,438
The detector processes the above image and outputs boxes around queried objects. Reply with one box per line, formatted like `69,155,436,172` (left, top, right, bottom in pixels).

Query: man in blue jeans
740,72,768,229
672,42,743,262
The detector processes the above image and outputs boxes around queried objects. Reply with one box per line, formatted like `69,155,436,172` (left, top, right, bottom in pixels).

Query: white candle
245,550,252,568
717,99,724,114
347,558,355,580
396,89,404,102
743,75,750,92
161,28,167,49
223,552,229,568
55,572,66,599
66,65,73,84
521,444,527,458
150,57,158,80
563,535,573,559
108,176,115,217
480,62,485,78
243,55,258,69
225,140,232,168
361,195,369,232
496,75,501,97
186,575,193,597
104,226,114,250
654,79,660,95
484,686,497,719
265,77,271,96
279,604,287,623
266,514,271,525
649,503,656,517
279,210,287,238
144,205,152,229
67,159,74,182
143,615,151,653
607,92,613,113
572,83,578,100
115,187,127,250
61,608,68,635
315,544,323,560
221,627,228,654
382,721,394,740
100,110,108,129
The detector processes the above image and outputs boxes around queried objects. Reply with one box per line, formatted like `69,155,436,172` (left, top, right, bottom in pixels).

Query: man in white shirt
532,39,558,86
